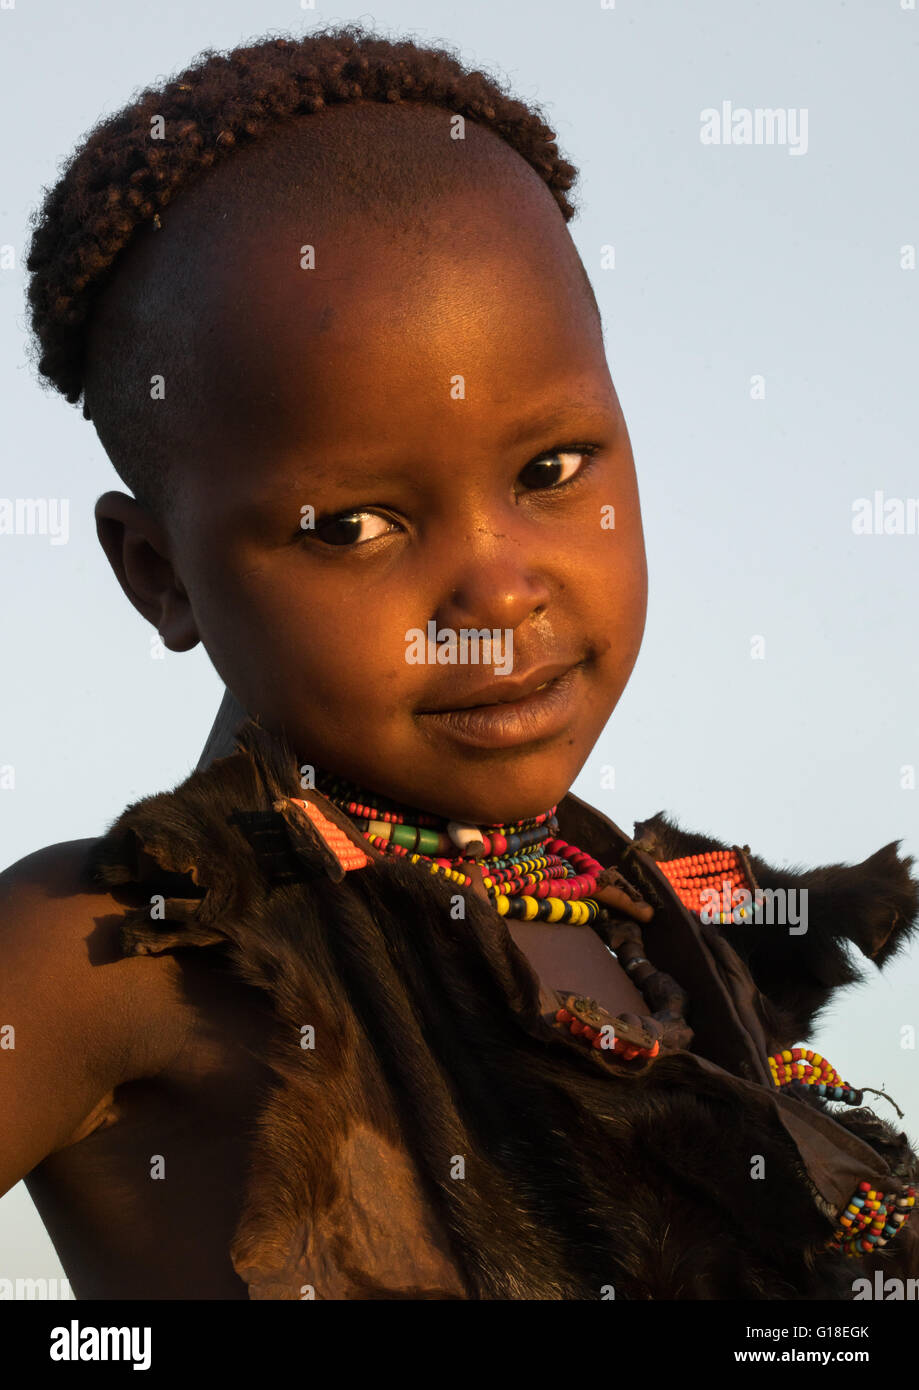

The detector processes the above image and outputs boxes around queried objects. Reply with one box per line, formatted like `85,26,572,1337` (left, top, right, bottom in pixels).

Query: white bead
447,822,486,857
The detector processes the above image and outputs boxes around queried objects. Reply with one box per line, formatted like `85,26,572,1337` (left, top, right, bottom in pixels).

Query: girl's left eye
311,511,398,547
516,446,599,492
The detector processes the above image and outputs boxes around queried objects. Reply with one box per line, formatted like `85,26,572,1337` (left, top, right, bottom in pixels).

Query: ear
94,489,199,652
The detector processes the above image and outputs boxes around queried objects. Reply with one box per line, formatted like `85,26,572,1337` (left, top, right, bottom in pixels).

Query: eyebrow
267,399,618,495
496,401,617,450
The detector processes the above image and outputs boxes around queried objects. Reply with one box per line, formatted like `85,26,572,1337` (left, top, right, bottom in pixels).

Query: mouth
415,660,587,750
416,658,583,713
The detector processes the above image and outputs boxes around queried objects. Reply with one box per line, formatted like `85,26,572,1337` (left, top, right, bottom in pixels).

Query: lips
415,661,586,750
416,658,583,714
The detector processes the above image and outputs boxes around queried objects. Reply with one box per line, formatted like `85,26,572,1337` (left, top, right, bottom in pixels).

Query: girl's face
97,171,648,825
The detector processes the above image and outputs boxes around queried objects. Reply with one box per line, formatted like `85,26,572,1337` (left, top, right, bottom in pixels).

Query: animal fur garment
83,717,919,1299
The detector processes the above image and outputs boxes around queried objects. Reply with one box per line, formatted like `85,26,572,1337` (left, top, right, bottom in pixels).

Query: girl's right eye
311,510,399,548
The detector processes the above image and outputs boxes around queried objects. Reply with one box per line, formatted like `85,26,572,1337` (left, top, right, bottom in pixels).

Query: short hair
25,24,585,521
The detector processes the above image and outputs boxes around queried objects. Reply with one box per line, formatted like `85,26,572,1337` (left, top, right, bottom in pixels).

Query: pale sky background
1,0,917,1291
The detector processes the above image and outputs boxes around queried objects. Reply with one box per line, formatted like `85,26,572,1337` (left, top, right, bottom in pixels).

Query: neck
312,764,554,833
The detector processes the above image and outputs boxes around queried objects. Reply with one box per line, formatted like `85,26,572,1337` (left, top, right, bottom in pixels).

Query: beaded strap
828,1181,916,1256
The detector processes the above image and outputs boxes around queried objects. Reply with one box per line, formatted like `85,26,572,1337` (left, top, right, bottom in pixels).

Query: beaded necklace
313,771,610,927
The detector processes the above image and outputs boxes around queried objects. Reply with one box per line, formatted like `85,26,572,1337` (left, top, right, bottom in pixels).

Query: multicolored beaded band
828,1180,916,1256
768,1047,863,1105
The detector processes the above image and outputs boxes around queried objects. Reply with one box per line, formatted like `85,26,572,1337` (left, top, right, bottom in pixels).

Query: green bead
415,827,441,855
392,824,417,850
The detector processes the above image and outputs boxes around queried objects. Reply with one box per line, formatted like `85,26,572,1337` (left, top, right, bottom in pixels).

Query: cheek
571,492,647,679
200,559,420,710
577,490,647,606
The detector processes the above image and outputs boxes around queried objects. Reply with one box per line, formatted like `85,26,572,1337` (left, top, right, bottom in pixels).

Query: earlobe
157,593,201,653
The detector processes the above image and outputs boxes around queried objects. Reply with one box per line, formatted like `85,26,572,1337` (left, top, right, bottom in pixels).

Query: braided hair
24,24,583,518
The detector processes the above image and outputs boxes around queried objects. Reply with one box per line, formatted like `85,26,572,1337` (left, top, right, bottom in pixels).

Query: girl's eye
312,511,398,547
307,445,600,550
517,447,597,492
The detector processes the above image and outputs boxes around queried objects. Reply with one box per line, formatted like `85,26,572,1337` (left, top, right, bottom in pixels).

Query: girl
8,24,917,1299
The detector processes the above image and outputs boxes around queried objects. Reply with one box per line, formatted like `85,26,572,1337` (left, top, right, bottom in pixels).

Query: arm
0,840,190,1198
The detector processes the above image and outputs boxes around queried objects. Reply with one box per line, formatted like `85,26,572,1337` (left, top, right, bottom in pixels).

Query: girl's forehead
142,174,601,428
206,244,606,451
92,142,585,402
85,109,600,522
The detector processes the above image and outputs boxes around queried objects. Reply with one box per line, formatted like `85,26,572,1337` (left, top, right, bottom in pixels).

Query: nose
431,526,552,635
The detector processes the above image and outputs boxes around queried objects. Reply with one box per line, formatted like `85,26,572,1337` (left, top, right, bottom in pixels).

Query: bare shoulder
0,837,192,1194
0,836,193,1076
